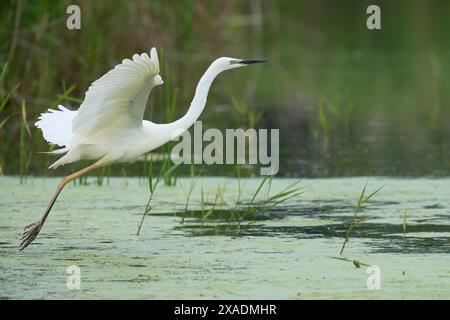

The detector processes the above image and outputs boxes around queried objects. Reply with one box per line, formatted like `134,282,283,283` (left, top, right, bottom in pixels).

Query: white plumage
20,49,265,250
35,105,76,147
72,50,159,136
36,48,162,169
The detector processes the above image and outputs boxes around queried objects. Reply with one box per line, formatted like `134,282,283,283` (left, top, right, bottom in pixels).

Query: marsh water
0,176,448,299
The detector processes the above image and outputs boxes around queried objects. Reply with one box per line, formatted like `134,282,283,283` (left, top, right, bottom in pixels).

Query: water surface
0,176,449,299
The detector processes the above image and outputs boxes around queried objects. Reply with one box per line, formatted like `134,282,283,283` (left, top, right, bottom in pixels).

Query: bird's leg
19,163,99,251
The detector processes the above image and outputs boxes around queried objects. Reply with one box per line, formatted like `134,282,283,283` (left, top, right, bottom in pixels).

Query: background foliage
1,0,450,177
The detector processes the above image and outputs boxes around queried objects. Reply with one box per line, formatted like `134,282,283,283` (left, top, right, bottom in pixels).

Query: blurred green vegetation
1,0,450,177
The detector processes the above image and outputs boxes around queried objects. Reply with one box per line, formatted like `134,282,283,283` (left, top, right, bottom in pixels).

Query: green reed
339,180,384,255
199,165,304,237
19,99,32,183
136,155,178,235
403,209,408,240
179,164,204,224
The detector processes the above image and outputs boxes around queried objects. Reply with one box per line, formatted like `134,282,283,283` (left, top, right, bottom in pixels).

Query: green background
1,0,450,177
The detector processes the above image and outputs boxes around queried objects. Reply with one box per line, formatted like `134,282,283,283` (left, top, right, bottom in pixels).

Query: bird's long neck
164,61,223,135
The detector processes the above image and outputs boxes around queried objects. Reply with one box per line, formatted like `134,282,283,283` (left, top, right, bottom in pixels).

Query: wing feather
72,49,160,137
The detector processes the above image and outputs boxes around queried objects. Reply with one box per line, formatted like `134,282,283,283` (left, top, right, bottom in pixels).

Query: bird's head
153,74,164,86
213,57,267,71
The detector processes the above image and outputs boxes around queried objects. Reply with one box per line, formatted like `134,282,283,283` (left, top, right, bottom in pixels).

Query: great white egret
20,47,265,250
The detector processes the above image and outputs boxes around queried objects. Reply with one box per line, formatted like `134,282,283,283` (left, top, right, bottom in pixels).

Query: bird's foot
19,221,42,251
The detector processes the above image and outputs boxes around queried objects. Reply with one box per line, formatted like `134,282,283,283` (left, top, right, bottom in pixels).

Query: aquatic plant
200,183,224,225
158,49,180,187
19,99,32,183
225,168,304,237
136,152,181,235
179,164,204,224
339,180,384,255
136,157,168,235
403,209,408,240
330,256,370,269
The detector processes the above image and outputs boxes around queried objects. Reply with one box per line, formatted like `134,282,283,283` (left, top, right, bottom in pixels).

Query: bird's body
40,110,172,166
20,48,265,250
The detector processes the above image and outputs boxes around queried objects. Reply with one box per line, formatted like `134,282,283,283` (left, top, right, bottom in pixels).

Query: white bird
20,47,265,250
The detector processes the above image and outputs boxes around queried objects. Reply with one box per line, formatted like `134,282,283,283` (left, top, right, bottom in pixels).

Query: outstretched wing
72,48,160,137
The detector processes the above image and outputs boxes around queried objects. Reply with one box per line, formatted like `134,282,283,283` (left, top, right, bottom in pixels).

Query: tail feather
48,156,67,169
35,105,77,147
37,148,69,155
